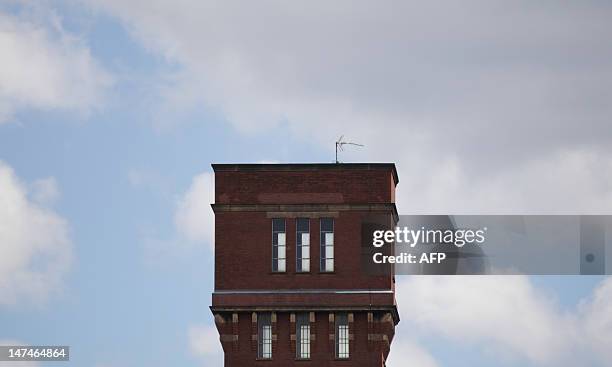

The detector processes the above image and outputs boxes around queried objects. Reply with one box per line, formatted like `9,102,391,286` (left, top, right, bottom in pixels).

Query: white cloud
0,8,112,123
79,4,612,365
392,147,612,214
83,0,612,214
386,338,438,367
139,171,214,265
0,161,72,306
188,324,223,366
175,172,215,248
580,277,612,364
394,276,612,366
29,177,60,206
397,276,576,365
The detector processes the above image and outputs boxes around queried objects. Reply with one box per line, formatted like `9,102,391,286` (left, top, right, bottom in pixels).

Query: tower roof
211,163,399,186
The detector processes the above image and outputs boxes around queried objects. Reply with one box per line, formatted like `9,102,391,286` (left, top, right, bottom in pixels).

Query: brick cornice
211,203,398,221
211,162,399,186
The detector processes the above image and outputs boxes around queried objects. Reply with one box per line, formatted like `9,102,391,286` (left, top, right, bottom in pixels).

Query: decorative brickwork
251,312,257,352
289,313,296,354
328,312,335,354
231,313,239,352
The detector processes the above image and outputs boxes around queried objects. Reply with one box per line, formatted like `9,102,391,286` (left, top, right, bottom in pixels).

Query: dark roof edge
211,163,399,185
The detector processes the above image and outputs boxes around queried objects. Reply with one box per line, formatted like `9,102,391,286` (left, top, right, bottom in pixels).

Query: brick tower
211,163,400,366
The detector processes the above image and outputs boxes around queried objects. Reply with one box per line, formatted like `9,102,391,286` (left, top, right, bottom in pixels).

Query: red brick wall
214,211,393,293
215,169,395,204
219,311,390,367
211,164,399,366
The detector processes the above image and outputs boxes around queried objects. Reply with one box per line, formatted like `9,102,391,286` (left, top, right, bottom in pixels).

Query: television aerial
335,135,364,163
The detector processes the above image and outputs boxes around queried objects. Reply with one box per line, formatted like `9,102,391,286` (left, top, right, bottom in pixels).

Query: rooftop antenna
335,135,364,163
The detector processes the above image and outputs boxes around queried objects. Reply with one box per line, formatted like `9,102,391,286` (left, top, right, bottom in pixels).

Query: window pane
320,218,334,272
336,313,349,359
296,313,310,359
272,219,286,272
297,218,310,273
258,313,272,359
321,218,333,232
263,326,271,357
273,218,285,232
278,259,286,272
299,325,310,358
302,259,310,272
297,218,309,232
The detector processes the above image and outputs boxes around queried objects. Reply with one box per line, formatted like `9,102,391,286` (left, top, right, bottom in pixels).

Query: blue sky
1,1,612,366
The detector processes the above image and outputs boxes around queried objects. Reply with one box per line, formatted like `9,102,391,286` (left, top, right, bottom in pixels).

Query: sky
1,1,612,366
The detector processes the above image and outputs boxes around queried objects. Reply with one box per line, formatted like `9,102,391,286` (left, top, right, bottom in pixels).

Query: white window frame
296,313,310,359
272,219,286,272
335,312,349,359
258,313,272,359
296,218,310,272
320,218,334,272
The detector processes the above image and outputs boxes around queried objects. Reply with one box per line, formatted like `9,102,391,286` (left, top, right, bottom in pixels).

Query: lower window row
257,312,350,360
